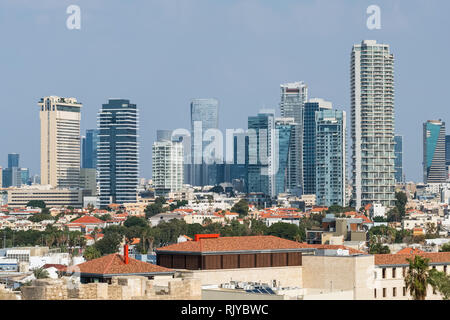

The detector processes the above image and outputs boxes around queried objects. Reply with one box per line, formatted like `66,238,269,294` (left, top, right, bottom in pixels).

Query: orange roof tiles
68,215,105,225
67,254,173,275
375,252,450,266
157,235,306,253
396,247,425,255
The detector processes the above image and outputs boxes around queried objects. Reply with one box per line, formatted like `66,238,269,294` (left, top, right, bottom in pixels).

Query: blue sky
0,0,449,182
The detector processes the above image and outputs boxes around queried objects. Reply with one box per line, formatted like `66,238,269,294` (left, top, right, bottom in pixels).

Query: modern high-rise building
98,99,139,207
394,135,404,183
446,135,450,180
315,109,346,207
8,154,19,169
247,110,293,197
38,96,82,189
152,131,184,197
280,82,308,195
189,98,219,187
423,120,446,184
82,129,99,169
351,40,395,209
303,98,332,195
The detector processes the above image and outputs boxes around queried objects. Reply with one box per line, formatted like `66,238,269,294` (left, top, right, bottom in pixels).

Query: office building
351,40,395,208
7,186,83,208
98,99,139,208
280,82,308,195
446,135,450,180
190,98,219,187
2,154,22,188
423,120,446,183
82,129,99,169
80,168,97,196
315,109,346,207
152,131,184,197
394,135,404,183
38,96,82,188
303,98,332,195
8,154,19,169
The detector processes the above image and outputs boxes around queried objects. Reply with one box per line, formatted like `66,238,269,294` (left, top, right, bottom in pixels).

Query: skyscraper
394,135,404,183
98,99,139,207
280,82,308,195
152,131,184,197
190,98,219,186
446,135,450,180
8,154,19,169
303,98,332,195
423,120,446,184
351,40,395,209
38,96,82,188
315,109,346,207
82,129,99,169
247,110,293,197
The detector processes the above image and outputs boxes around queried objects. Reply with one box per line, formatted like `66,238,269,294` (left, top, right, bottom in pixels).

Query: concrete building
351,40,395,209
7,186,84,208
80,168,97,196
423,120,447,184
394,135,404,183
98,99,139,208
315,109,346,207
38,96,82,189
152,133,184,197
279,82,308,195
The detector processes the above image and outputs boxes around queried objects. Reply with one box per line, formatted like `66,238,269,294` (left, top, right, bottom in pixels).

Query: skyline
1,0,450,182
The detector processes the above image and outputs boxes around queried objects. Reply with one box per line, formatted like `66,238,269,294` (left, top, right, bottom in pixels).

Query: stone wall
20,276,201,300
0,285,18,300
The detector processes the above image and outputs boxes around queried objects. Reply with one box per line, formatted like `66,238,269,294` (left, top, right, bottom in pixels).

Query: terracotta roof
396,247,425,255
375,252,450,266
157,235,306,253
68,215,104,225
67,254,173,275
43,264,67,272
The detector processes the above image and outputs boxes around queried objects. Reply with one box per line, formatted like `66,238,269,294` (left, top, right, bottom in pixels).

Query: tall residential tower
423,120,446,184
351,40,395,209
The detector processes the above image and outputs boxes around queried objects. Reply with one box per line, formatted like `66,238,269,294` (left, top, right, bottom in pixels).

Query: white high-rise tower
38,96,82,188
351,40,395,209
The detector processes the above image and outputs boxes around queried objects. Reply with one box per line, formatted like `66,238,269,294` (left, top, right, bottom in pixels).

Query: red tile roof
157,235,306,253
68,215,105,225
43,264,67,272
66,254,173,275
396,247,425,255
375,252,450,266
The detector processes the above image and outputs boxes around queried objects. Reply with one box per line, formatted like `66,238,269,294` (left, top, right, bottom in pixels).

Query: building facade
82,129,99,169
97,99,139,208
189,99,220,187
423,120,447,184
394,135,404,183
152,133,184,197
315,109,347,207
351,40,395,209
38,96,82,189
303,98,332,195
280,82,308,195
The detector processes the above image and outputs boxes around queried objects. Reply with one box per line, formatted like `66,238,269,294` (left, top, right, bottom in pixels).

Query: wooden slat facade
157,251,302,270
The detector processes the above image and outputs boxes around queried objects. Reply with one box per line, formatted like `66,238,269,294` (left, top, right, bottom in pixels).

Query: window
393,287,396,297
382,268,386,279
403,287,406,296
444,265,447,274
383,288,386,298
374,288,377,298
392,268,396,278
402,267,406,277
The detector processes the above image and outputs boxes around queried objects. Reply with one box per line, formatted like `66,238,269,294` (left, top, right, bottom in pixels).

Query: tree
267,222,301,241
405,255,430,300
209,185,224,194
26,200,46,209
83,246,101,260
231,199,249,217
124,216,148,229
368,242,390,254
94,233,122,255
428,268,450,300
440,243,450,252
28,213,54,223
395,191,407,217
33,267,49,279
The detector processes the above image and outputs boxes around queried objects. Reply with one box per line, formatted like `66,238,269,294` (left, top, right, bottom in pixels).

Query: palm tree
33,267,49,279
404,255,430,300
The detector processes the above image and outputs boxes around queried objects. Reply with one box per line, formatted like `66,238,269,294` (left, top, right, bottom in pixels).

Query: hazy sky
0,0,449,182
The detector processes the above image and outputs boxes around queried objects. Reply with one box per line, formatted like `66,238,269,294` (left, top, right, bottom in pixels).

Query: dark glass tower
82,129,99,169
98,99,139,208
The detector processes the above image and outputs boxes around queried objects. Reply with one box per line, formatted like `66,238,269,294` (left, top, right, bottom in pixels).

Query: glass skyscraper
189,98,219,187
98,99,139,208
82,129,99,169
351,40,395,208
394,135,404,183
303,98,332,195
423,120,446,183
8,154,19,169
3,154,22,188
280,82,308,195
315,109,346,207
446,135,450,179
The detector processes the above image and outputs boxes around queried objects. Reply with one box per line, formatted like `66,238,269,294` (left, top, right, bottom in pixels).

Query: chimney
194,234,220,241
124,244,129,264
